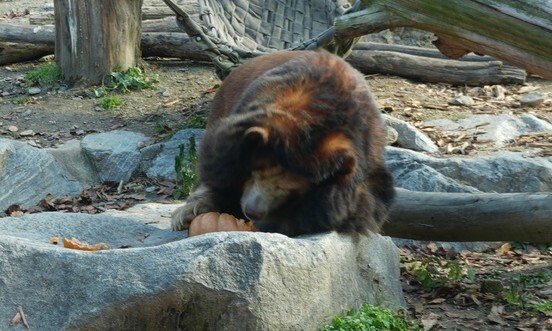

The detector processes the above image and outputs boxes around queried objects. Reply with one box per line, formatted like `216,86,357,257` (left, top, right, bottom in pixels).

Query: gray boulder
519,92,546,107
383,115,439,153
140,129,205,180
47,139,101,188
0,138,83,211
81,130,149,182
387,147,552,193
425,114,552,146
0,210,404,331
429,151,552,193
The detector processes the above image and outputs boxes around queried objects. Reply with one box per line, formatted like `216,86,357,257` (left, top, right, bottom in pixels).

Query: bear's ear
316,133,357,177
244,126,270,146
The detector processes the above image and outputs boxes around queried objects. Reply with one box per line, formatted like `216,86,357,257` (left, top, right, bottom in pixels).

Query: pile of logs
0,1,527,85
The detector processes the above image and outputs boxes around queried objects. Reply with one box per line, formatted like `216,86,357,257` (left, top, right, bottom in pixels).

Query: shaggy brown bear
172,50,394,236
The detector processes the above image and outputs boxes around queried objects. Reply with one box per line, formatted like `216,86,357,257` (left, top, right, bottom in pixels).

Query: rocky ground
1,1,551,330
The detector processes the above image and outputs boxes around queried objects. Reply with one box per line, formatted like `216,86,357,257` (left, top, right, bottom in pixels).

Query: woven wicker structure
162,0,360,78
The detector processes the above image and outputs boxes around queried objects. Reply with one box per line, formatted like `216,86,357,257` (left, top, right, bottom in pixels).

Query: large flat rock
0,211,404,330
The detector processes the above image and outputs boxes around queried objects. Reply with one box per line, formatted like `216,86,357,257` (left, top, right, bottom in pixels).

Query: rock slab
387,147,552,193
140,129,204,180
0,211,404,331
0,138,83,211
425,114,552,146
81,130,149,182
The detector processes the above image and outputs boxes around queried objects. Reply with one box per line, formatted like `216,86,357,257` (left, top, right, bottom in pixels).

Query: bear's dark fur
172,50,394,236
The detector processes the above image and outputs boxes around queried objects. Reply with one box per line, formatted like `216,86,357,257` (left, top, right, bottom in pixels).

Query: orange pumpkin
188,212,257,237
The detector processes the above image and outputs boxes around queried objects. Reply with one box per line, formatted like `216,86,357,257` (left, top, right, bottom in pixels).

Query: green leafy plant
161,115,208,141
90,87,108,98
108,66,158,93
25,63,61,87
504,272,552,313
14,97,33,105
155,123,173,134
182,114,208,129
403,257,475,290
99,96,125,110
174,135,199,199
323,304,422,331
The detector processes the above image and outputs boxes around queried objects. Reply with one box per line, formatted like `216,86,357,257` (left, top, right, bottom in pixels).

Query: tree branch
336,0,552,79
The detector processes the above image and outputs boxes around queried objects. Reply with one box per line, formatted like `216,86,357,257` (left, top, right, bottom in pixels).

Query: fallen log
0,24,526,85
30,10,194,33
354,42,497,62
335,0,552,80
29,4,199,25
347,49,526,85
384,189,552,243
140,32,209,62
0,24,54,65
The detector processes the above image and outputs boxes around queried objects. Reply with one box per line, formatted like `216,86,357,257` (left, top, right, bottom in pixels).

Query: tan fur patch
317,132,356,175
240,163,310,222
274,88,312,113
251,164,310,192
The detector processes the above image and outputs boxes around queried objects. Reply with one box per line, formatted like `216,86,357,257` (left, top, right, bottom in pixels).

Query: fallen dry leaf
20,129,35,137
162,99,180,108
496,242,512,255
18,305,29,329
428,298,446,304
487,305,509,326
421,314,439,331
10,305,30,329
10,311,22,326
62,237,109,251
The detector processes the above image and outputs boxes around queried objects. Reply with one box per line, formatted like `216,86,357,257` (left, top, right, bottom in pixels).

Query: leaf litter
399,241,552,330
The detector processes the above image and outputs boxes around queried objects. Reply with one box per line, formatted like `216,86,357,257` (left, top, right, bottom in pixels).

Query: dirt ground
1,2,551,331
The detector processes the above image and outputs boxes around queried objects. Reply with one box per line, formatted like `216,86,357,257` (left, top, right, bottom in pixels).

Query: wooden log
347,49,526,85
53,0,143,86
336,0,552,80
140,32,209,61
383,189,552,243
142,17,182,33
0,43,52,64
30,4,199,26
0,25,54,64
354,42,497,62
0,25,212,64
0,24,526,85
0,24,54,45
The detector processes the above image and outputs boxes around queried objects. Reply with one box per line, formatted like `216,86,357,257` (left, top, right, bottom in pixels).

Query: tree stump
54,0,143,86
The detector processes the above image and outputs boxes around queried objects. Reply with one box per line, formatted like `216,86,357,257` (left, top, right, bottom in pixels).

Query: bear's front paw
171,203,198,231
171,184,215,231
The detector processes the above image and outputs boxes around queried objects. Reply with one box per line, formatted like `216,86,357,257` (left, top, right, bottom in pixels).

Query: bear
171,50,395,237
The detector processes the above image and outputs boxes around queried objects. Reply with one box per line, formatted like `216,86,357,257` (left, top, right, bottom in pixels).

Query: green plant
99,96,125,110
160,115,208,141
323,304,422,331
403,257,475,290
183,114,208,129
90,87,108,98
155,123,172,134
174,135,199,199
504,272,552,313
25,63,61,86
14,97,33,105
531,300,552,315
108,66,158,93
